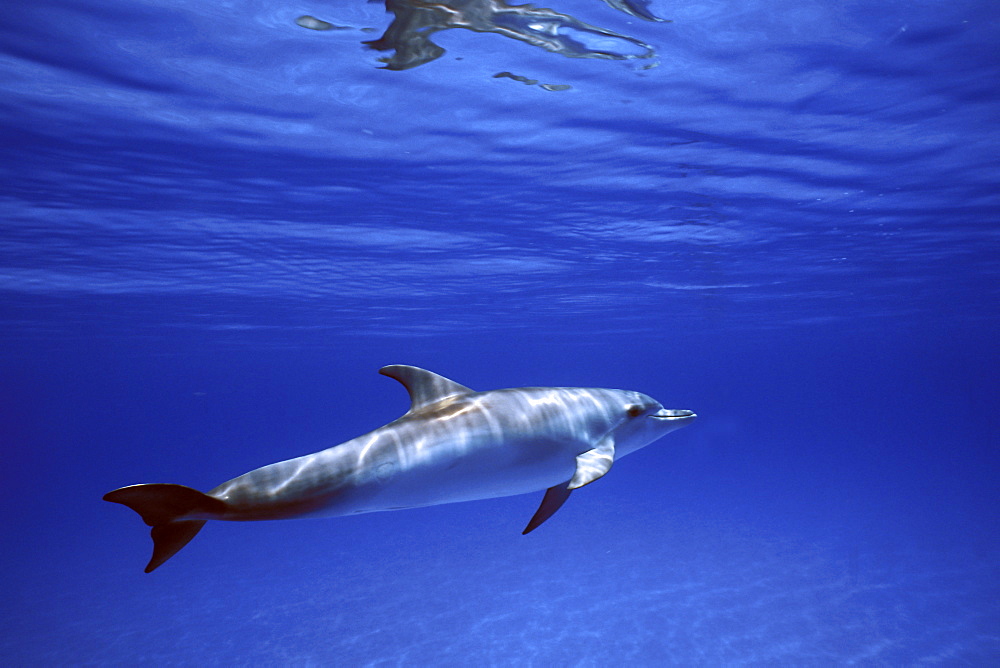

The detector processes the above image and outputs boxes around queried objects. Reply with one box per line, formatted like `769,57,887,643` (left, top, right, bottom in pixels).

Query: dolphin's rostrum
104,365,696,572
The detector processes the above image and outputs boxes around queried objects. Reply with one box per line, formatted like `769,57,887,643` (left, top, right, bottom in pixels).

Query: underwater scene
1,0,998,664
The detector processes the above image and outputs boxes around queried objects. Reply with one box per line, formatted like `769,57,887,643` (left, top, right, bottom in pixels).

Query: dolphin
104,365,695,572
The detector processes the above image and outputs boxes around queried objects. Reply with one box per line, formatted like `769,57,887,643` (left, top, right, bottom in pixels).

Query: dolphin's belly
212,392,607,520
211,433,582,520
304,431,581,518
351,437,577,514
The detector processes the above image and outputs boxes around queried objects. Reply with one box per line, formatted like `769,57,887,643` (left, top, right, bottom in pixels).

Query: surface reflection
299,0,666,70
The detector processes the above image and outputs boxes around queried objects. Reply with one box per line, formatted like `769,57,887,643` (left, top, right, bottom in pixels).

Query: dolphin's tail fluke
103,483,228,573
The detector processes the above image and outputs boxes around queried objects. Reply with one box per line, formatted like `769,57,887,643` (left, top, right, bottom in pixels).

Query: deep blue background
2,0,998,663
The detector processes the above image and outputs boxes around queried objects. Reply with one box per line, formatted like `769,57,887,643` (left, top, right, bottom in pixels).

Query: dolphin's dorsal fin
379,365,474,413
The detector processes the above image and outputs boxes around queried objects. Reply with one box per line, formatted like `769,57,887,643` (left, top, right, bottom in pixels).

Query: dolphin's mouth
649,409,696,420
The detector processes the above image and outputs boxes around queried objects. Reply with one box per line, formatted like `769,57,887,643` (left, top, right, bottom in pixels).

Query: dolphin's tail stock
103,484,228,573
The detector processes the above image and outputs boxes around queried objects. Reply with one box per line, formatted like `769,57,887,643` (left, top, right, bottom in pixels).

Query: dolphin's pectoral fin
379,365,474,413
522,483,572,534
568,438,616,490
522,438,616,534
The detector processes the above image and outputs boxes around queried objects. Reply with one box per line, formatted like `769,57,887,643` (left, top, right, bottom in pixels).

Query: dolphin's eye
626,405,644,418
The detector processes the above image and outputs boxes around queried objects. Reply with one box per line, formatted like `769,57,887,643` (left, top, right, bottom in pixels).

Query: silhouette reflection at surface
299,0,666,70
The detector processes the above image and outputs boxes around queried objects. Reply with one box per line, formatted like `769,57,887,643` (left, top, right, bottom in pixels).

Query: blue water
2,0,998,664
